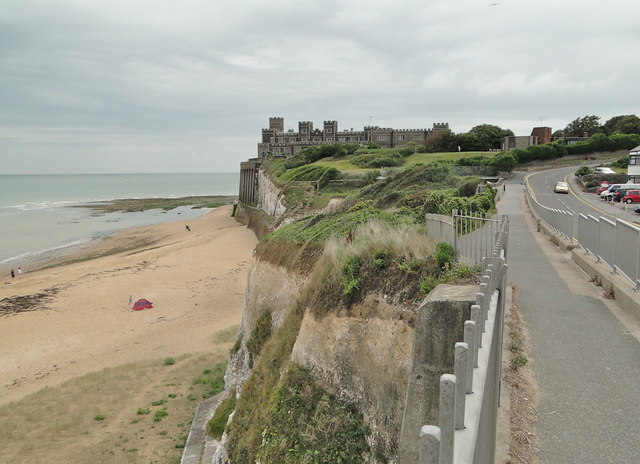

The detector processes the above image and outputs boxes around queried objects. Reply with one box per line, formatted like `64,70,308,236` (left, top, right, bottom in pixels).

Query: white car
554,181,569,194
595,167,616,175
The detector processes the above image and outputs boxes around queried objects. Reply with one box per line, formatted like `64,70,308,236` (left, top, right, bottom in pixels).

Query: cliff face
291,295,414,458
257,170,286,219
224,259,306,390
219,256,415,462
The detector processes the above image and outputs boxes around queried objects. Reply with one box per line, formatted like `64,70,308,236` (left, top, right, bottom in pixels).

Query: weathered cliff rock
223,258,306,391
257,170,286,219
291,294,415,460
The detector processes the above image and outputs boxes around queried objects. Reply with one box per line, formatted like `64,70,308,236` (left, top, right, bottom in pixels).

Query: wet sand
0,205,257,406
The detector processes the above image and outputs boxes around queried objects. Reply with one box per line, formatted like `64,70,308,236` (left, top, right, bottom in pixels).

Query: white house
629,144,640,183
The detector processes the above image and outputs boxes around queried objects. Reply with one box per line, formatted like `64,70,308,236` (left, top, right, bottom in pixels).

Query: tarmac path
500,172,640,464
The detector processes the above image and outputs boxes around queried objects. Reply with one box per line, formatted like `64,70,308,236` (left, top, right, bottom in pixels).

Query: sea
0,173,239,272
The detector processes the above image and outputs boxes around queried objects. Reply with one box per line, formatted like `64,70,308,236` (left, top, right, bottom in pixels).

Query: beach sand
0,205,257,407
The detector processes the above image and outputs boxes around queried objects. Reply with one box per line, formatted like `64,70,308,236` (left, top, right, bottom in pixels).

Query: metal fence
525,183,640,289
419,214,509,464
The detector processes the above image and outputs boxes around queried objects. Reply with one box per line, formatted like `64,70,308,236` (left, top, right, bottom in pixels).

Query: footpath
500,172,640,463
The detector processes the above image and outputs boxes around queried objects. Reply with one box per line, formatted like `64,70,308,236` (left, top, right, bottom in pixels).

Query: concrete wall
398,284,477,463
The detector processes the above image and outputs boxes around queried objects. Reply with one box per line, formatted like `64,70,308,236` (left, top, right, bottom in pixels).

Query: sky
1,0,639,174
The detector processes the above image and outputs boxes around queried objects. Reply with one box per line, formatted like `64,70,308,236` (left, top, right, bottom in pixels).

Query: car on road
554,181,569,194
622,190,640,204
595,167,616,175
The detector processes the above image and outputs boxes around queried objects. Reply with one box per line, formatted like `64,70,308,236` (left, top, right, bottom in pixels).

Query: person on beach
186,225,191,232
17,267,22,276
11,269,15,279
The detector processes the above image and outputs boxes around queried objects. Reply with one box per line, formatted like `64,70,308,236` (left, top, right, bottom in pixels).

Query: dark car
612,187,635,202
635,205,640,214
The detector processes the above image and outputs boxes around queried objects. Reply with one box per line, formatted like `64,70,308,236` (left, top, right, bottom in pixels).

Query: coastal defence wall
236,160,285,239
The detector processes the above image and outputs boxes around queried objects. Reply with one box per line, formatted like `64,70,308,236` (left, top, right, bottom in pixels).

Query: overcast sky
1,0,638,174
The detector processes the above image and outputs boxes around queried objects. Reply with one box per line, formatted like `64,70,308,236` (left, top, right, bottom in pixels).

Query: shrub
575,166,592,176
371,249,389,270
163,357,176,366
341,255,361,299
435,242,455,271
137,408,151,415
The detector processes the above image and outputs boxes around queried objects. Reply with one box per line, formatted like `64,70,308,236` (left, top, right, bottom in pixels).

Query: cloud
1,0,639,173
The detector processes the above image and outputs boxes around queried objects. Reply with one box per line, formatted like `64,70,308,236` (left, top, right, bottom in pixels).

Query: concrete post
463,321,475,394
471,305,482,353
454,342,468,430
475,291,486,333
439,374,456,464
419,426,441,464
479,283,488,324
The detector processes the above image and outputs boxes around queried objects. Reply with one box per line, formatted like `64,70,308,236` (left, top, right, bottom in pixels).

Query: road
526,167,640,226
500,170,640,464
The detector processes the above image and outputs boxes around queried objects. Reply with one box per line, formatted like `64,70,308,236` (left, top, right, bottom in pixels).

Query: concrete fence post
454,342,468,430
479,283,488,322
463,321,475,394
439,374,456,464
419,426,441,464
471,305,481,364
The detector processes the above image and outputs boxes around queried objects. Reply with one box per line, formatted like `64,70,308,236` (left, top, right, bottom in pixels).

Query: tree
603,115,640,135
468,124,514,150
563,115,601,137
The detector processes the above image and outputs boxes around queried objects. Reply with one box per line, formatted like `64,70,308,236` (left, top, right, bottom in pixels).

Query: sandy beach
0,205,258,407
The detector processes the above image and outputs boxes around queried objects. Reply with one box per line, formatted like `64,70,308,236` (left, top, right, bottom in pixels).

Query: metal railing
419,214,509,464
525,183,640,289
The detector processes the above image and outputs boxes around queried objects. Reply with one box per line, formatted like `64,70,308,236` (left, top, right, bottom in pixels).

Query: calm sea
0,173,239,272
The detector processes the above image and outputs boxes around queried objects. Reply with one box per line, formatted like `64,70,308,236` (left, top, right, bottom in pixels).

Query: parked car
612,187,636,202
622,190,640,204
635,205,640,213
554,181,569,194
597,181,611,194
601,183,640,201
595,167,616,175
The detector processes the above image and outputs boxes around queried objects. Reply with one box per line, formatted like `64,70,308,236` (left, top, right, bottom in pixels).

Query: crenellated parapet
258,117,450,156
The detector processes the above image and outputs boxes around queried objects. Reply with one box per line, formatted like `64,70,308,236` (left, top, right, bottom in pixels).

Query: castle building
257,117,449,157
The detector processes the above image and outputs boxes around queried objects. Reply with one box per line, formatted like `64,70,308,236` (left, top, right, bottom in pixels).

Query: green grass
311,150,495,173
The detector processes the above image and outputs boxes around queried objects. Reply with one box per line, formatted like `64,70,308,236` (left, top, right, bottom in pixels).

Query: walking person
10,269,15,279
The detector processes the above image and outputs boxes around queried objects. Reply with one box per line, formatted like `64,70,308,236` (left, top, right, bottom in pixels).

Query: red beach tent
132,298,153,311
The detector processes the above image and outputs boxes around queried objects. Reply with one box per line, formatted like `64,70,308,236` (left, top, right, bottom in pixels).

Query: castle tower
269,117,284,132
298,121,313,138
324,120,338,141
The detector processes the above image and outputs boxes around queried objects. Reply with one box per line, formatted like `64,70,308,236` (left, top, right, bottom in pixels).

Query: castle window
326,128,333,134
376,134,390,141
396,134,405,141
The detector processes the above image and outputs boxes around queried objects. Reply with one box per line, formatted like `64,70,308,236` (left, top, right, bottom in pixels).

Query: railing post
419,426,441,464
463,321,475,393
454,342,468,430
471,304,482,352
439,374,456,464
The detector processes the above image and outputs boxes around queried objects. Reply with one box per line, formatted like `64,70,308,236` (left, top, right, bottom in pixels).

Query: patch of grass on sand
0,352,227,464
212,324,240,344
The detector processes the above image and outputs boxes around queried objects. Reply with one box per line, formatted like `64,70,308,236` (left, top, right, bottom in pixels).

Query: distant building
531,127,552,145
257,117,449,157
501,135,540,151
629,144,640,183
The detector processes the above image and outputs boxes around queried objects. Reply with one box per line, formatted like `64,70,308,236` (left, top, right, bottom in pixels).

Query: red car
622,190,640,204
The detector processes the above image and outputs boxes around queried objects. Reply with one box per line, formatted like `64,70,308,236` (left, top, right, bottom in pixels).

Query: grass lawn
311,150,495,174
